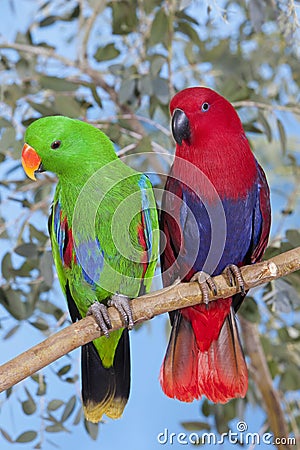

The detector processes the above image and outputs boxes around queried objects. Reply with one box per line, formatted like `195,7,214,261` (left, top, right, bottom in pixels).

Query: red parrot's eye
201,102,210,112
51,140,61,150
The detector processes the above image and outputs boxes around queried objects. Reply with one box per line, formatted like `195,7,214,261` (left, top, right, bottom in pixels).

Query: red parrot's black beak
171,108,191,145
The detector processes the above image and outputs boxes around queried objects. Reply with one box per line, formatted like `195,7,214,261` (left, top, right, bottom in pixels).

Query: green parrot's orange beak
21,143,42,180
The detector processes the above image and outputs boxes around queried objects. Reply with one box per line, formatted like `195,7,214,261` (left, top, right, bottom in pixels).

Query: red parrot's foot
87,303,111,337
224,264,246,295
190,271,217,305
108,293,134,330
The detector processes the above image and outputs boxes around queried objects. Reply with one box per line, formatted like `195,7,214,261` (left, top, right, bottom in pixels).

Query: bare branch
0,42,146,135
240,317,292,450
233,99,300,116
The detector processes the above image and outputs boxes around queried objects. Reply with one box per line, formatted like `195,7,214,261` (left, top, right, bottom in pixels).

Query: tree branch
0,42,146,135
0,246,299,394
240,317,292,450
232,99,300,116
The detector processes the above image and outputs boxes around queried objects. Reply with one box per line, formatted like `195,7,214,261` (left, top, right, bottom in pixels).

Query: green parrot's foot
108,293,134,330
224,264,246,295
87,303,111,338
190,271,218,305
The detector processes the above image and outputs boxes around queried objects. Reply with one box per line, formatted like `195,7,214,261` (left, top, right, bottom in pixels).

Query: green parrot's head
22,116,117,180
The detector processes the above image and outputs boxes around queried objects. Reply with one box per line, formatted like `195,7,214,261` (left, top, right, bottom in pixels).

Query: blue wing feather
53,201,104,289
161,161,270,283
138,174,153,257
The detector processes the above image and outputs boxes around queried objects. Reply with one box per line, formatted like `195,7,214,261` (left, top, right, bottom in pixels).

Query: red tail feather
197,307,248,403
160,300,248,403
160,312,198,402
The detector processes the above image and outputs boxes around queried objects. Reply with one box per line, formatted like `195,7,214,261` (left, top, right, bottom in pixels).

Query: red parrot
160,87,271,403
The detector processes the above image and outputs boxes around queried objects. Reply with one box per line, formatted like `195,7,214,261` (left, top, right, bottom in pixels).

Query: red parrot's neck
172,133,257,201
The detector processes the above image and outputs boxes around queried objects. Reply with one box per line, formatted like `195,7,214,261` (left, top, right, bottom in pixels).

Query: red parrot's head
169,87,257,198
170,87,245,152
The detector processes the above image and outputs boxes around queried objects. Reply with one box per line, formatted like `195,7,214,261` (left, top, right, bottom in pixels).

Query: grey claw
224,264,246,295
87,303,111,337
190,271,217,305
108,293,134,330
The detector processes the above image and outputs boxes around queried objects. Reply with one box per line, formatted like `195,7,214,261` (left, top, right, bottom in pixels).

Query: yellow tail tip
83,397,127,423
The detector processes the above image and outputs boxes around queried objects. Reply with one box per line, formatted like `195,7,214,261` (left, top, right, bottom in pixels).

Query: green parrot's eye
51,140,61,150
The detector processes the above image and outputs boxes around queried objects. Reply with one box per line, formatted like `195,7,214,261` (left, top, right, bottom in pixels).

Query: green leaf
242,122,264,134
135,136,152,153
16,430,37,443
94,43,120,62
6,388,13,399
280,366,300,391
138,74,154,96
149,9,169,47
0,127,16,152
36,299,64,320
57,364,71,377
257,110,272,142
65,375,79,384
181,421,211,431
47,399,64,411
152,77,169,104
31,374,47,396
3,324,21,340
111,1,138,35
39,251,54,287
118,78,136,104
202,399,211,417
90,84,103,108
14,243,38,258
27,100,55,116
73,406,82,425
0,117,13,128
1,252,13,281
39,75,79,92
39,15,57,27
29,317,49,331
143,0,161,14
286,229,300,247
184,41,198,65
268,360,279,379
175,10,199,25
106,123,122,142
150,55,166,77
84,419,99,440
0,428,14,443
176,20,202,48
53,95,88,118
263,245,281,260
29,223,49,245
61,395,76,422
0,288,28,320
239,297,260,323
21,390,37,415
45,424,65,433
16,261,35,278
277,118,286,155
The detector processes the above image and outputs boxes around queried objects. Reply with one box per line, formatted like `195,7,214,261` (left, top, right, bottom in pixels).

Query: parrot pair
21,87,270,422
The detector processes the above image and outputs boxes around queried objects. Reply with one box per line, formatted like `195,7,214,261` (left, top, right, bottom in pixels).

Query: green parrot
21,116,159,423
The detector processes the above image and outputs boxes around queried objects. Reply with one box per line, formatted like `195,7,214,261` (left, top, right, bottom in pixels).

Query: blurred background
0,0,300,449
